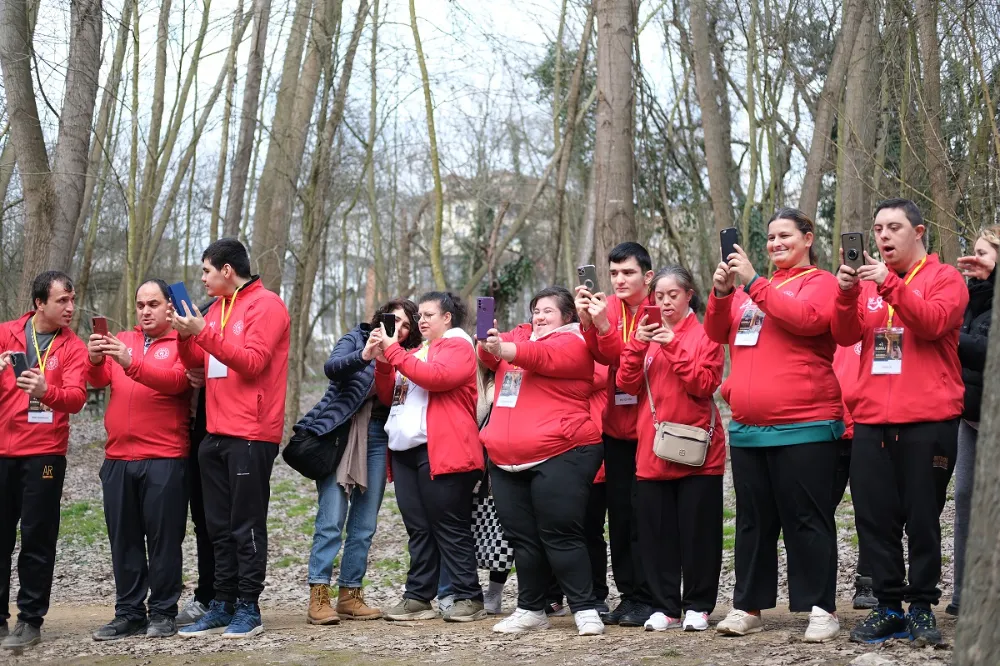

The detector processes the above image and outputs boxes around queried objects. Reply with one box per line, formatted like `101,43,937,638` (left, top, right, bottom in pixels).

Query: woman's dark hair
649,265,703,313
372,299,422,349
529,286,578,324
418,291,467,329
768,207,817,265
136,278,172,302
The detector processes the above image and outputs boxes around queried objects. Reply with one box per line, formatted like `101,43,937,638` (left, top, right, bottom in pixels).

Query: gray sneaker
146,615,177,638
2,621,41,649
384,598,439,621
176,599,209,627
443,599,487,623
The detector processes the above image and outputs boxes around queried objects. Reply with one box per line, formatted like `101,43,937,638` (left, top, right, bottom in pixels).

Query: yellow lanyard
30,317,59,373
775,267,818,289
886,255,927,328
621,302,639,343
219,284,244,339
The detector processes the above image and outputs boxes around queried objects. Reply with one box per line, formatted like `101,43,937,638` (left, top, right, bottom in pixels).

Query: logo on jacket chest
232,320,244,336
47,355,59,370
867,296,884,312
154,348,170,360
854,342,863,356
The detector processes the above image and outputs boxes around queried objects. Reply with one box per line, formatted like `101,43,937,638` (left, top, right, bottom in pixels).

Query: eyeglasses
416,312,440,321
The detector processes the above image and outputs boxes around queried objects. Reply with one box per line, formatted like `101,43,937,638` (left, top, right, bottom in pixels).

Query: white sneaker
716,609,763,636
492,608,551,634
484,589,503,615
644,611,682,631
574,609,605,636
803,606,839,643
682,610,710,632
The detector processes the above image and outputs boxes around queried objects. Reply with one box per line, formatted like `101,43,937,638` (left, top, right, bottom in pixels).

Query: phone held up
476,297,495,341
577,265,599,293
641,305,662,328
841,232,865,272
167,281,195,317
381,312,397,339
92,316,109,337
10,351,30,378
720,227,739,263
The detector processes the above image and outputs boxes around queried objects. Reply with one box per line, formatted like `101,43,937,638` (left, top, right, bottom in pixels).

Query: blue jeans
307,417,388,587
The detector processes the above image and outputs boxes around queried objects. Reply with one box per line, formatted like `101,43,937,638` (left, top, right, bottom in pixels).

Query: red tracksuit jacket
0,313,88,457
375,331,484,477
178,278,290,444
704,266,844,426
831,254,968,425
617,312,726,481
479,324,601,467
591,364,609,483
87,328,191,459
833,343,862,439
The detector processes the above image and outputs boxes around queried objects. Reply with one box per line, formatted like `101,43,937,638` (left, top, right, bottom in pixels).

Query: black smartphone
92,316,109,337
577,265,599,293
10,351,29,378
721,227,739,262
842,232,865,271
476,297,495,340
382,312,396,338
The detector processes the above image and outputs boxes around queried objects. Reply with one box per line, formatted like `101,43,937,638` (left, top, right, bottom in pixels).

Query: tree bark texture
838,3,877,237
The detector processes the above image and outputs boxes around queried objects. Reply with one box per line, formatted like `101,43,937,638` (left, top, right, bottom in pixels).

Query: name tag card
208,355,229,379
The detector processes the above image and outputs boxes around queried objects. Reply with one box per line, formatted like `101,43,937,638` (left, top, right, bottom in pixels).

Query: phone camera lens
847,249,859,261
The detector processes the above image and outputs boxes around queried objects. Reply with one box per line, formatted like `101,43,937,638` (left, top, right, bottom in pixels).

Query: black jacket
959,270,993,421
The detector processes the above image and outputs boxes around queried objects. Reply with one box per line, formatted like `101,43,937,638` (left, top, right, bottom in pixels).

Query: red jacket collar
130,325,179,343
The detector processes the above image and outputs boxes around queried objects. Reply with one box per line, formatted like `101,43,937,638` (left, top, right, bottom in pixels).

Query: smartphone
476,297,495,340
577,265,599,293
92,316,108,337
842,232,865,271
381,312,396,338
168,281,195,316
642,305,662,328
10,351,29,378
721,227,739,262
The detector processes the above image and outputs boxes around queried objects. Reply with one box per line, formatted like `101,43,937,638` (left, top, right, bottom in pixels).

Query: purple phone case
476,297,495,340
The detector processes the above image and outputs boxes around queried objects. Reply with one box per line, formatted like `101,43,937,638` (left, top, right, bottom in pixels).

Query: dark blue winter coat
295,324,376,437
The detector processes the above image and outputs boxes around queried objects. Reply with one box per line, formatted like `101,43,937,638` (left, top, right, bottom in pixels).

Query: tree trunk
211,0,246,242
593,0,636,292
688,0,733,235
798,0,864,221
409,0,446,290
224,0,271,237
366,0,384,302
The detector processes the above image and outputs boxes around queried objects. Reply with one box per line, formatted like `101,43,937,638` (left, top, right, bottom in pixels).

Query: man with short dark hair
0,272,88,650
171,238,290,639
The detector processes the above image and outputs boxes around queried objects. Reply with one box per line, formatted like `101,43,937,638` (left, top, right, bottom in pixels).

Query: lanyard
30,317,59,373
774,267,818,289
219,284,244,339
620,302,639,343
886,256,927,328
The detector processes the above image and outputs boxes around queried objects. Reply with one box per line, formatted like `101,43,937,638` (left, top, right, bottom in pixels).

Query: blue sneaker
222,601,263,639
907,605,942,647
178,600,234,637
849,606,909,643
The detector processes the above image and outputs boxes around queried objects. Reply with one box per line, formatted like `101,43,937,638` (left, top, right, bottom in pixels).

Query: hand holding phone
476,297,495,340
577,265,599,294
642,305,662,328
841,232,865,272
10,351,30,378
167,282,194,317
92,316,109,337
721,227,739,263
381,312,397,339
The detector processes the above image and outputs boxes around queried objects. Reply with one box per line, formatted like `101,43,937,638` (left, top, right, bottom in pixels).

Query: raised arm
615,337,649,396
124,353,190,396
383,338,474,392
324,328,370,382
41,338,88,415
831,285,865,346
881,268,969,341
659,332,724,398
194,298,290,378
749,272,836,337
703,291,736,344
511,334,594,380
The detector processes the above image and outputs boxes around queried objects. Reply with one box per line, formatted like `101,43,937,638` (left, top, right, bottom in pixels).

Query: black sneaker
92,616,149,641
146,615,177,638
849,606,909,644
619,602,654,627
545,601,569,617
907,605,942,647
602,598,634,625
853,577,877,610
2,621,41,649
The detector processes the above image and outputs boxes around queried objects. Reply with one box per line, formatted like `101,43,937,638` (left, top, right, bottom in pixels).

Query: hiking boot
443,598,487,623
574,609,605,636
384,598,438,621
907,605,942,647
176,599,209,627
602,598,633,625
222,601,264,639
1,621,41,649
146,615,177,638
853,577,878,610
803,606,840,643
493,608,550,633
337,587,381,620
178,600,235,637
644,612,681,631
307,584,340,625
682,610,710,632
619,601,653,627
92,616,149,641
716,609,763,636
545,601,569,617
849,606,909,644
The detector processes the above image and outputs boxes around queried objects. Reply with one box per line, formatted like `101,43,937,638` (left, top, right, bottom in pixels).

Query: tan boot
337,587,382,620
307,584,340,625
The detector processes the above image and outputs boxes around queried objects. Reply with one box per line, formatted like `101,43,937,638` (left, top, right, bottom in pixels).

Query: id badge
734,307,765,346
208,354,229,378
390,378,409,416
872,327,904,375
614,383,637,406
496,370,524,408
27,397,54,424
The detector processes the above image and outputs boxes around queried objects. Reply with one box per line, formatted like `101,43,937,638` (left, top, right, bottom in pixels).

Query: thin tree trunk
211,0,246,241
367,0,384,302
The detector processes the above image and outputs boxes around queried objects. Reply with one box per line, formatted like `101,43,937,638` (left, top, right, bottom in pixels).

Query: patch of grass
660,648,682,658
723,536,736,551
851,533,859,547
60,501,107,546
723,507,736,521
374,557,407,572
722,524,736,538
274,555,303,569
271,480,297,497
286,500,315,518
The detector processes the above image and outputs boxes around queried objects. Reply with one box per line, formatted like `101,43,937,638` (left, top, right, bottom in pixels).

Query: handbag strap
642,353,716,437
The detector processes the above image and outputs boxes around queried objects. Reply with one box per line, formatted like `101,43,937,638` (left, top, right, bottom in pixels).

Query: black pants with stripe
0,455,66,628
188,389,216,606
604,435,648,603
101,458,188,620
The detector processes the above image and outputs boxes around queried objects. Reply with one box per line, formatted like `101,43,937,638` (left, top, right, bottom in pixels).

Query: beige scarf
337,398,374,495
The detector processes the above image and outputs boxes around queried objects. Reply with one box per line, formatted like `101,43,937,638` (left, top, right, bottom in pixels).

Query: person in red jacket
171,238,290,640
574,242,654,627
479,286,604,636
0,271,87,650
86,279,191,641
370,291,485,623
832,198,967,646
704,209,844,642
617,266,725,634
